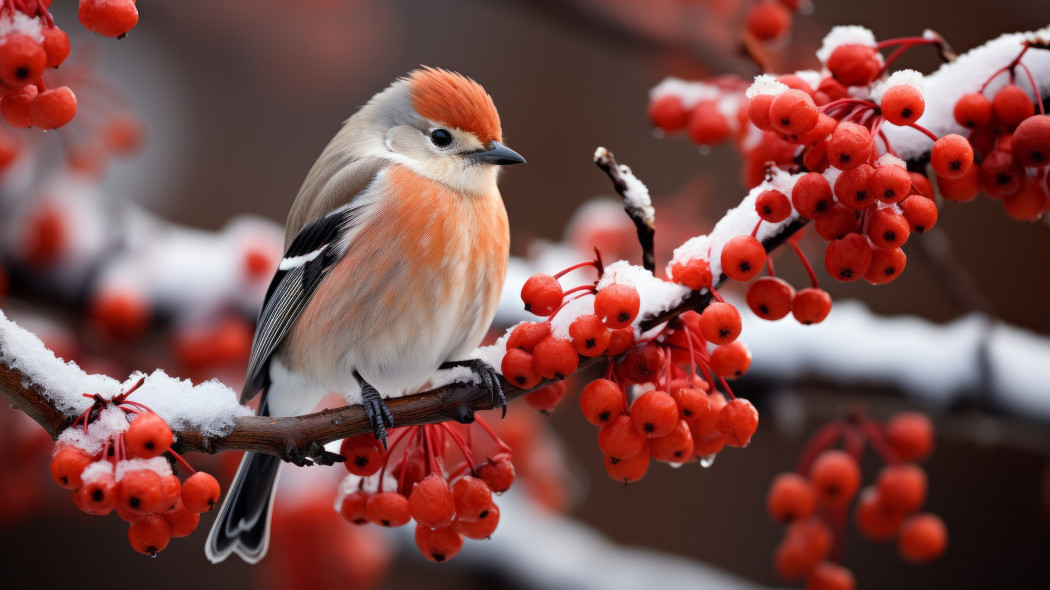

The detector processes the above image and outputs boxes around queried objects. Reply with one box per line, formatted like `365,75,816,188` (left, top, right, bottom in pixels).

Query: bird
205,67,524,564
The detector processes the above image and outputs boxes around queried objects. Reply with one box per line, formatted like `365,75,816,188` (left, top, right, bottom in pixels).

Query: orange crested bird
206,68,524,564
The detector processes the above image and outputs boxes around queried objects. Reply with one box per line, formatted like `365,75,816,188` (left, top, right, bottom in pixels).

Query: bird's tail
204,449,282,564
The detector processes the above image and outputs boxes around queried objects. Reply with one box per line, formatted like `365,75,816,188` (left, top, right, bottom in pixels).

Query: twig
593,147,657,273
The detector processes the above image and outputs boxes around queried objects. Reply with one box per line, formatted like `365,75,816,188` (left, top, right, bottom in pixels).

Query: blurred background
2,0,1050,588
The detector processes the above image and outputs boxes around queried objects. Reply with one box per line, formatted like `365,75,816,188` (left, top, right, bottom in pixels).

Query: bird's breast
285,164,509,396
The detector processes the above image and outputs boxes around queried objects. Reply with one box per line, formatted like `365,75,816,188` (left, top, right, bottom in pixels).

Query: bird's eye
430,129,453,148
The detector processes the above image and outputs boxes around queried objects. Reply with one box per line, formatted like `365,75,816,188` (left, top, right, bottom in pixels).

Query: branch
593,147,657,273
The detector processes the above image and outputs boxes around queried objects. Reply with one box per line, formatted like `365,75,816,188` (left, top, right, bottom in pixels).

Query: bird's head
351,67,525,196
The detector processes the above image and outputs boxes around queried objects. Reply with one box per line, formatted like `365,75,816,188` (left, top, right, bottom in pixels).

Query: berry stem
440,423,476,471
717,375,736,400
855,416,901,465
395,427,421,493
766,256,776,277
980,45,1029,93
794,421,845,475
474,415,513,454
820,98,877,116
1017,62,1045,115
750,219,763,238
906,122,939,141
167,449,197,476
553,260,598,280
790,241,820,289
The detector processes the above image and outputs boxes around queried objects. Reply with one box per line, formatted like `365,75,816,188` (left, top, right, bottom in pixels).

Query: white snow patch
614,159,656,227
0,12,44,43
596,262,690,336
80,461,114,485
57,406,130,455
114,457,173,481
871,69,925,103
746,74,788,99
650,77,723,109
120,370,252,439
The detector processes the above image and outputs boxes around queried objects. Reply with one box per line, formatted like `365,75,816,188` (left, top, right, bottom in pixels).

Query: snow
669,168,801,280
1,309,251,438
613,157,656,227
428,365,480,389
596,262,690,335
816,25,878,64
876,153,907,169
114,457,173,481
80,461,114,485
745,74,788,99
0,12,44,43
57,406,129,455
882,25,1050,160
871,69,924,103
650,77,722,109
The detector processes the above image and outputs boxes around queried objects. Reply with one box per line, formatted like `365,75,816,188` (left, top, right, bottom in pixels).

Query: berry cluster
336,418,514,563
509,255,760,481
0,1,75,130
744,0,804,45
768,412,945,588
48,378,221,556
947,42,1050,219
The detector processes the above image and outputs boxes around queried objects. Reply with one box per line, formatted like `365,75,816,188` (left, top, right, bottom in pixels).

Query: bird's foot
441,359,507,419
355,372,393,447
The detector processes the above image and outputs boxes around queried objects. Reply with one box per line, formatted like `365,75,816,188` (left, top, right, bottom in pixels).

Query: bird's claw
470,359,507,418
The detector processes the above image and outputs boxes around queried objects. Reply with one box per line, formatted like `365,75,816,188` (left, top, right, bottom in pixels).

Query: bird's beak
471,141,526,166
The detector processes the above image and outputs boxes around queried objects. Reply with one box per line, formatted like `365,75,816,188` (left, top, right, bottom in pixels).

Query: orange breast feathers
285,165,509,389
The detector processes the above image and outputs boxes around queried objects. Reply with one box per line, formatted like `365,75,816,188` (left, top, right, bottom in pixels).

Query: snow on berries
46,378,222,556
767,411,945,585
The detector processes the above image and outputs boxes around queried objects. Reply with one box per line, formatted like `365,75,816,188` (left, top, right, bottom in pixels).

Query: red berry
1011,114,1050,167
745,1,791,41
876,463,927,514
799,113,838,147
569,313,611,356
532,336,578,379
1,83,37,128
0,34,46,87
50,446,94,490
881,85,924,126
340,434,385,477
930,133,974,179
162,500,201,538
886,412,934,462
521,274,563,316
770,89,818,137
827,122,872,170
339,491,370,525
410,474,456,528
125,412,173,459
814,203,859,241
824,233,872,282
41,27,70,69
118,469,166,515
792,172,834,218
863,247,906,285
630,391,680,438
501,348,541,389
756,189,792,223
670,257,713,289
79,0,140,38
78,472,117,515
746,276,796,320
776,517,831,580
809,450,860,504
29,86,77,130
648,420,695,462
579,379,625,426
954,92,993,128
649,95,690,133
748,94,777,132
603,446,650,483
598,414,646,459
455,503,500,539
687,101,731,146
710,341,752,378
767,473,817,522
415,523,464,563
1003,178,1049,220
992,84,1034,129
826,44,881,86
615,342,665,384
452,476,493,522
181,471,221,513
900,195,938,233
909,171,934,197
524,381,567,414
867,207,910,249
717,398,759,447
833,163,875,209
688,391,727,440
476,453,515,493
792,288,832,325
871,163,912,203
855,486,905,541
604,327,635,356
366,491,412,527
594,283,640,329
806,561,856,590
692,434,726,458
159,474,182,513
506,321,551,353
720,235,766,281
128,514,172,556
898,513,948,563
698,301,742,345
978,149,1024,198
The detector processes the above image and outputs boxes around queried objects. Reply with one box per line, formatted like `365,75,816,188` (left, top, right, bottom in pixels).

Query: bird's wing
240,159,384,402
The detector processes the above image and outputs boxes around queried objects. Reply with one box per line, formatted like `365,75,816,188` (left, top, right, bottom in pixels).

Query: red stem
790,241,820,289
907,122,939,141
554,260,598,279
440,423,476,471
474,416,513,454
794,421,845,475
1017,62,1045,115
167,449,197,476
